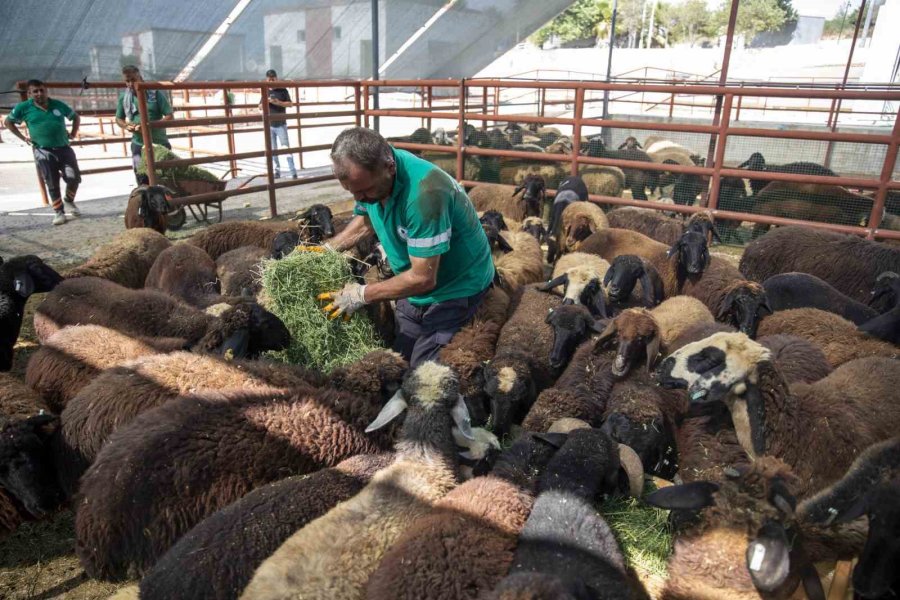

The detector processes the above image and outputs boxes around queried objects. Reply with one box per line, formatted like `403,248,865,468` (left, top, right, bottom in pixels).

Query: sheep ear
589,289,610,319
497,234,515,254
590,317,610,334
716,290,738,321
746,521,792,594
539,274,568,292
645,334,661,372
512,184,525,196
738,158,751,168
13,271,35,298
592,320,617,353
710,225,723,244
832,493,869,524
451,394,475,441
639,267,664,307
532,432,569,448
220,328,250,360
26,413,59,439
769,478,796,517
602,269,614,288
666,241,681,259
644,481,719,510
759,297,774,316
366,390,408,433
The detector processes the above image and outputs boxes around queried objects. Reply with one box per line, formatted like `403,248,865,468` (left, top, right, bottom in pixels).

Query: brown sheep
607,207,685,246
579,165,626,198
495,231,544,295
439,319,503,427
470,181,541,223
124,184,174,234
1,372,48,425
556,201,609,256
65,228,171,289
757,308,899,367
216,246,267,297
25,325,187,413
144,243,221,307
750,181,874,237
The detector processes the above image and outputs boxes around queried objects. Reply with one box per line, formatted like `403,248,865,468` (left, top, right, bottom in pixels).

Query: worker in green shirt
4,79,82,226
323,127,495,368
115,65,174,182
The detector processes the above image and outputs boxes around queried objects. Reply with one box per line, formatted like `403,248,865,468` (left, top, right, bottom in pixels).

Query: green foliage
658,0,714,46
714,0,787,41
823,2,858,38
137,144,221,184
260,250,383,373
602,480,673,579
531,0,610,46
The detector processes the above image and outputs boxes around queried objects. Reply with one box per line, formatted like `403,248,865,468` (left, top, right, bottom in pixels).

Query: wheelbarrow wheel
167,207,187,231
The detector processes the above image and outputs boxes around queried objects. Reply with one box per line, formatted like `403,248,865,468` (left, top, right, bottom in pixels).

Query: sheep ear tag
451,394,475,441
746,521,791,593
366,390,408,433
13,272,35,298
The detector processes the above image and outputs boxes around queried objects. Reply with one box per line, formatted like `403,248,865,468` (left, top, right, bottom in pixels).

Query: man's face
266,74,277,82
334,159,395,204
123,71,142,90
28,85,48,107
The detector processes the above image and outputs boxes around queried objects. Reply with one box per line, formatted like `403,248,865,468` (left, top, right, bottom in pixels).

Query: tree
659,0,713,46
530,0,611,47
823,2,859,39
714,0,787,44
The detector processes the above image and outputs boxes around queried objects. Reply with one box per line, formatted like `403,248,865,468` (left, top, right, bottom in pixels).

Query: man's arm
3,117,30,145
69,113,80,139
328,214,374,252
364,254,439,302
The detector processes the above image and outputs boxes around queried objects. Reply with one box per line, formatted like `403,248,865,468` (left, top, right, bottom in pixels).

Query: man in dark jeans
5,79,82,226
261,69,297,179
115,65,174,182
321,127,495,369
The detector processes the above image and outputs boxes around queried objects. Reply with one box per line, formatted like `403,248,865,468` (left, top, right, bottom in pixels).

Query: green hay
137,144,221,184
602,481,673,580
260,250,383,372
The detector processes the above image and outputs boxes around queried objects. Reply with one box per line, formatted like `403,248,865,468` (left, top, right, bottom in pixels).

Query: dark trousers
393,287,489,369
34,146,81,211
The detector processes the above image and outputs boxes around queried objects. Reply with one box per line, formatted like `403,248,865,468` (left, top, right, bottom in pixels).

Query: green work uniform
8,98,75,148
115,90,173,145
353,147,494,306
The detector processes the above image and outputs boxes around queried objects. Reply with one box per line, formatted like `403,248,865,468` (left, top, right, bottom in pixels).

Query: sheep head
869,271,900,313
595,308,661,378
521,217,546,244
482,224,514,255
513,175,545,218
271,231,300,259
667,230,710,276
545,304,605,370
541,265,609,318
197,302,291,359
565,215,596,251
484,357,535,437
0,414,64,519
685,210,722,245
738,152,767,171
717,281,771,338
618,136,641,150
479,209,509,232
297,203,335,241
603,255,664,308
601,383,677,478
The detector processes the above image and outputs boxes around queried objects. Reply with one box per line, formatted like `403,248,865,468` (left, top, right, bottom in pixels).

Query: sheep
65,228,171,289
24,325,188,413
188,205,335,259
644,457,835,600
594,296,715,379
859,297,900,345
545,303,606,371
580,165,626,199
479,209,512,232
495,230,545,294
0,414,63,529
484,285,562,436
124,183,174,234
556,201,609,257
683,211,721,246
364,432,567,600
740,226,900,304
499,428,645,600
439,318,504,427
520,216,546,242
657,332,900,498
607,207,686,246
239,363,469,600
470,182,541,222
138,452,395,600
757,308,898,367
582,137,658,201
869,270,900,314
0,255,63,371
762,272,878,325
33,277,290,359
216,245,268,297
749,181,874,238
683,271,771,339
144,243,222,307
756,334,832,385
74,366,407,581
797,436,900,600
540,252,611,316
737,152,837,196
602,255,666,309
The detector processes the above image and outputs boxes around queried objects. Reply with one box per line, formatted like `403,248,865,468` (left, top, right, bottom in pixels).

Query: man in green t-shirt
323,127,495,368
115,65,174,182
4,79,82,226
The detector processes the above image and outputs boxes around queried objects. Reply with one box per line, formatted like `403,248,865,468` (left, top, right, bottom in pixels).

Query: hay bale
260,250,383,372
138,144,220,184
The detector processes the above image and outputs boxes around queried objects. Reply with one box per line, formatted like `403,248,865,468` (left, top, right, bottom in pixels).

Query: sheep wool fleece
353,147,494,306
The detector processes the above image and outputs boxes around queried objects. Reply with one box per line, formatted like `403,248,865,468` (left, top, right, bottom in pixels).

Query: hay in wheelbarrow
137,144,221,184
260,249,383,373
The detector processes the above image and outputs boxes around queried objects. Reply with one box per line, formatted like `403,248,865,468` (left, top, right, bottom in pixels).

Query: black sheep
582,138,658,201
0,414,63,522
763,272,877,325
0,255,63,371
738,152,837,196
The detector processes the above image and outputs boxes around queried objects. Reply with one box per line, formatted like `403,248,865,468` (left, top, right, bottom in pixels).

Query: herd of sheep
0,164,899,600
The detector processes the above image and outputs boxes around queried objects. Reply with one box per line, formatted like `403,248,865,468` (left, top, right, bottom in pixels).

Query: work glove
318,282,367,320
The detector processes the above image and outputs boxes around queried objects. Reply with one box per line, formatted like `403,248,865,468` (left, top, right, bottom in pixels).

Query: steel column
260,83,278,217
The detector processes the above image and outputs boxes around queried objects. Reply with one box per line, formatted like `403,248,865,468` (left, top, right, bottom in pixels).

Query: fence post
136,83,157,186
427,85,433,132
456,79,466,182
866,105,900,239
706,93,733,212
183,90,195,158
260,82,278,218
294,85,304,170
363,84,370,128
571,86,585,177
825,0,867,169
224,87,238,176
354,83,362,127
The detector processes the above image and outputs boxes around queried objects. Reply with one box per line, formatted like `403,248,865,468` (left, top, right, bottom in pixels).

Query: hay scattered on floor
260,250,383,372
602,482,673,580
137,144,221,183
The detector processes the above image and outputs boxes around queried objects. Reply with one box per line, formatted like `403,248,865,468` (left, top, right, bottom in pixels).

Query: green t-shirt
353,148,494,306
115,90,173,145
8,98,75,148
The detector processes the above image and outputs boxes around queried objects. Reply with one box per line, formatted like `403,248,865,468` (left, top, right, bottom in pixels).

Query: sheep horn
618,443,645,497
538,274,569,292
365,390,408,432
548,417,591,433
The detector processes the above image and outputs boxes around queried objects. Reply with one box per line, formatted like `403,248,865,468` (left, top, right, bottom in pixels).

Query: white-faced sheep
0,255,63,371
762,272,878,325
757,308,898,367
484,285,562,436
495,230,545,294
65,228,171,289
187,205,335,259
239,362,469,600
364,432,567,600
540,252,611,317
740,225,900,305
216,245,268,297
657,332,900,498
137,452,395,600
124,183,174,234
74,360,407,581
